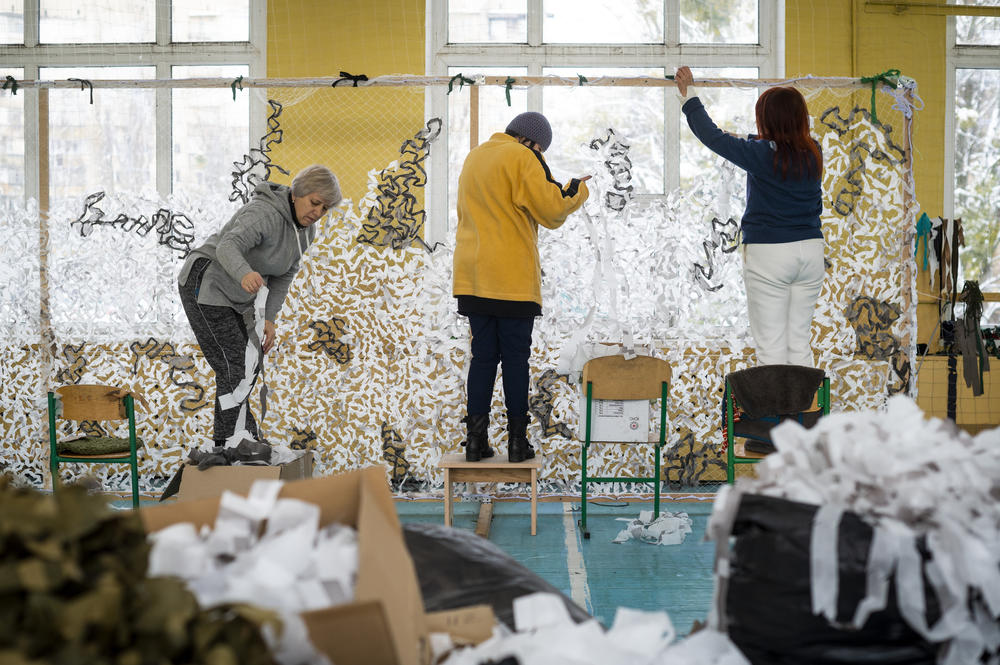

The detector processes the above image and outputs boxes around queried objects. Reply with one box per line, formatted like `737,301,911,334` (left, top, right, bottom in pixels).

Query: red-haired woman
675,66,824,367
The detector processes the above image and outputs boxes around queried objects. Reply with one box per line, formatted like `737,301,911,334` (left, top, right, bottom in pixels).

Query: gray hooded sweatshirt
178,182,315,322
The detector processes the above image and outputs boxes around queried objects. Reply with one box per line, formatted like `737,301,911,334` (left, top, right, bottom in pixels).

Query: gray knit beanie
505,111,552,152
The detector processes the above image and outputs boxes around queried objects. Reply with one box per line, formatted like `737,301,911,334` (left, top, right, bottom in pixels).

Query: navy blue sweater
681,96,823,245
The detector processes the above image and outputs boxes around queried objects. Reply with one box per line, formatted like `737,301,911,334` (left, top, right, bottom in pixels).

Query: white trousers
742,238,825,366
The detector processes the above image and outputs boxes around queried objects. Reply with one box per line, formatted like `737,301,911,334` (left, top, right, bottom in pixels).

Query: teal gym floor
395,497,718,634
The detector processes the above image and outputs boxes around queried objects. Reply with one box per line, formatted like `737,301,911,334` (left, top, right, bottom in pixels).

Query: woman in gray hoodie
178,164,341,447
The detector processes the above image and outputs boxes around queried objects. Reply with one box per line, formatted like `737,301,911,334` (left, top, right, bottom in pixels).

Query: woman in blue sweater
675,66,824,367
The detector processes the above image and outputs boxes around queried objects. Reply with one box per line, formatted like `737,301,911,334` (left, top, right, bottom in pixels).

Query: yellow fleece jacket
452,132,590,306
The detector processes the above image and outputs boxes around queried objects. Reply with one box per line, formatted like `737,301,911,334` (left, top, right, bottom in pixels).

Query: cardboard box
141,466,430,665
578,396,650,442
425,605,496,647
173,450,313,502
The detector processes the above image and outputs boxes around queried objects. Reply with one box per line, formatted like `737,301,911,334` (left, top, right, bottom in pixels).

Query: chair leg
725,386,736,485
48,392,61,495
50,459,60,494
726,442,735,485
653,442,661,518
580,444,589,539
130,457,140,510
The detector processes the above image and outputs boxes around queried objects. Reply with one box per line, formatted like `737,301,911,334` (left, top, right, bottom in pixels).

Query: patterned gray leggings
178,257,259,444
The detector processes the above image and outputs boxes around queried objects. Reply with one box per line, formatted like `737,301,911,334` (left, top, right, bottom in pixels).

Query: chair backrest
582,354,672,400
55,385,131,421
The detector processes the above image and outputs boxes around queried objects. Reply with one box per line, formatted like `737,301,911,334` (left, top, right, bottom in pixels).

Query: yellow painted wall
265,0,426,206
787,0,947,351
787,0,946,221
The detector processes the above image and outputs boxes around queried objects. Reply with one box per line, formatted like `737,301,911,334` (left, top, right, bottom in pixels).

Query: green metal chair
48,385,141,509
580,354,671,539
724,366,830,484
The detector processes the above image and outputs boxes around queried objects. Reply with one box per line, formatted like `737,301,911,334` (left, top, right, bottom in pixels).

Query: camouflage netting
0,477,279,664
0,77,920,494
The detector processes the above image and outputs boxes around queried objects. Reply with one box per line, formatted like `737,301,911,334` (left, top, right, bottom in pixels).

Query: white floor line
562,502,592,613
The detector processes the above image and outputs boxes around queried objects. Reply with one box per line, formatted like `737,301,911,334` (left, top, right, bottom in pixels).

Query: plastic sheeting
402,522,592,628
725,494,936,665
706,396,1000,665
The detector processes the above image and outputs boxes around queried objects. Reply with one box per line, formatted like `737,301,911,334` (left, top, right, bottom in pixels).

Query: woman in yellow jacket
453,111,591,462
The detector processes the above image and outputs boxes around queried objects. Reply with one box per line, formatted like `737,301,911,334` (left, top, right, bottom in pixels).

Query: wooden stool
438,453,541,535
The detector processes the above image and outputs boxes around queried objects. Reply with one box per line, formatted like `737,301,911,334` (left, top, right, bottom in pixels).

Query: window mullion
527,0,542,47
426,0,450,245
24,63,40,208
944,15,957,220
428,0,448,71
666,0,679,48
156,62,171,199
759,0,782,77
155,0,170,45
22,0,38,46
427,51,450,244
527,57,542,112
155,1,170,200
248,0,267,166
665,78,680,194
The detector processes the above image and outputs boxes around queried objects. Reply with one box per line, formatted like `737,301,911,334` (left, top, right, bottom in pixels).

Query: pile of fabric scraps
708,395,1000,665
0,478,277,665
436,591,749,665
612,510,694,546
147,479,358,665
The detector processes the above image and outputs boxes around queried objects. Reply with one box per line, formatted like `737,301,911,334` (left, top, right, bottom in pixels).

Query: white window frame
944,11,1000,219
424,0,785,243
944,5,1000,315
0,0,267,206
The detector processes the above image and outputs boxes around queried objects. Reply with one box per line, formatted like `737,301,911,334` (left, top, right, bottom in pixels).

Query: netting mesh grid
0,77,919,494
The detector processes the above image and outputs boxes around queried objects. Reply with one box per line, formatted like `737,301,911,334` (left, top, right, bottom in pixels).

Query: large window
427,0,780,240
0,0,265,208
949,1,1000,323
0,1,264,338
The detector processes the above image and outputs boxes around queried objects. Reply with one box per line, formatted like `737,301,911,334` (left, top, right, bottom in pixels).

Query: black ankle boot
507,415,535,463
462,414,494,462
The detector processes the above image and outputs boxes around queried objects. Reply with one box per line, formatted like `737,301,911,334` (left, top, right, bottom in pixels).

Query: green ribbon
914,212,932,271
664,74,675,81
68,78,93,104
504,77,516,106
859,68,900,125
2,75,17,95
446,73,476,95
231,75,243,101
577,74,587,86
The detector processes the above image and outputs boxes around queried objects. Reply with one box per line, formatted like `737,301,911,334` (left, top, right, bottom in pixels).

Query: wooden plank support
474,500,493,538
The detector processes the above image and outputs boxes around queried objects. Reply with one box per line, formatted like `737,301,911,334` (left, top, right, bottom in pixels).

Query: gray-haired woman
178,164,342,446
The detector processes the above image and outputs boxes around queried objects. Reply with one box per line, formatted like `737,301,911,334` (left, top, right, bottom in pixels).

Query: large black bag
403,522,592,629
725,494,938,665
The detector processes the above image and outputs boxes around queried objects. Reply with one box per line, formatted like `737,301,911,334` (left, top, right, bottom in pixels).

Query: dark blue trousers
466,314,534,417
